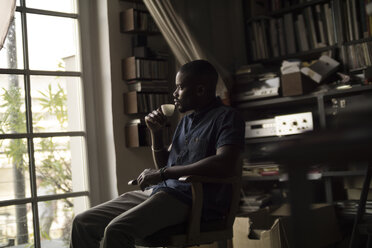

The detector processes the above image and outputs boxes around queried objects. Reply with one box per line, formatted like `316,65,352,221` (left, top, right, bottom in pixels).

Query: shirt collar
189,97,223,121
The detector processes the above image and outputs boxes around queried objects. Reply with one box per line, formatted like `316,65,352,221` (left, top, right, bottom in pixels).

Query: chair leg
366,235,371,248
349,162,372,248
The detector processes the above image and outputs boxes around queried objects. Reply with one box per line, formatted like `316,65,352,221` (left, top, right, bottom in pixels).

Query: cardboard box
343,175,372,200
344,176,372,189
233,204,341,248
281,72,317,97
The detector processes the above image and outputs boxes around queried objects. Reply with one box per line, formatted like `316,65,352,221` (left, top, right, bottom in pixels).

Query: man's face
173,72,197,113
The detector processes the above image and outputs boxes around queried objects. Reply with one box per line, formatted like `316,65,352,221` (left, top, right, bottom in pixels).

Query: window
0,1,89,247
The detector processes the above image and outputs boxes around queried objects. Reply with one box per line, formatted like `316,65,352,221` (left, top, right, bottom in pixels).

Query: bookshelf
243,0,372,70
120,4,172,148
238,0,372,220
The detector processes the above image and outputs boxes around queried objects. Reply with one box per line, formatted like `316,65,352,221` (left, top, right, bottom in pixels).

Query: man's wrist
160,167,168,186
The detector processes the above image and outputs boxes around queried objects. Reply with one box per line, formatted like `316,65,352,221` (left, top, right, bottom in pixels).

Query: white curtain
0,0,17,50
143,0,229,103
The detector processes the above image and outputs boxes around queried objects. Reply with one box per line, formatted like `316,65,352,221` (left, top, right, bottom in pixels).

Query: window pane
27,14,80,71
26,0,77,14
0,13,24,69
38,196,88,248
0,204,34,247
34,137,87,196
0,139,31,201
31,76,84,132
0,75,26,134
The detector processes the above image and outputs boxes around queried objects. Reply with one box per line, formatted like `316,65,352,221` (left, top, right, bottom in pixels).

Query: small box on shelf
125,119,150,147
125,119,172,148
281,71,317,97
233,204,341,248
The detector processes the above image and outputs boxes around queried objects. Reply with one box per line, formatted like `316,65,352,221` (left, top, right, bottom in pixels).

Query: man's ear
196,84,205,96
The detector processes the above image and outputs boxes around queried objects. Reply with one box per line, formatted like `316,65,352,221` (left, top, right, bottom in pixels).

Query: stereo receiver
245,112,313,138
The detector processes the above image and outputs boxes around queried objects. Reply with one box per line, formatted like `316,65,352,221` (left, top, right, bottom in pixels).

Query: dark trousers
70,189,190,248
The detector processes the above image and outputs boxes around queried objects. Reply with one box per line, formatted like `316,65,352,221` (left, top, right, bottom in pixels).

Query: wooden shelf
322,170,365,177
242,175,281,181
237,84,372,110
236,93,316,109
251,45,336,64
245,135,303,144
343,36,372,46
242,170,365,182
322,84,372,98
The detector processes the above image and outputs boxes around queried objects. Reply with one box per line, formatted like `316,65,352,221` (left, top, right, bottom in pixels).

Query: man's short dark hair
179,60,218,87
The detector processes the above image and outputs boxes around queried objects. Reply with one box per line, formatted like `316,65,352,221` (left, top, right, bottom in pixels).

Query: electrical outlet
275,112,313,136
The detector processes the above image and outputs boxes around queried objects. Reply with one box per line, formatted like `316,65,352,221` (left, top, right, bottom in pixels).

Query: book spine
297,14,309,51
284,13,297,54
278,17,287,55
360,0,369,38
324,3,335,45
351,0,360,40
346,0,354,41
269,18,280,57
315,4,326,46
304,7,318,49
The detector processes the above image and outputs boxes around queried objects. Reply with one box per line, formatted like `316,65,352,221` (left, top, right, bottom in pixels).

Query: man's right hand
145,108,167,133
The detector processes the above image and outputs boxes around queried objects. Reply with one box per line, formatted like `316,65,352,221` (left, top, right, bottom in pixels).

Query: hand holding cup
161,104,175,117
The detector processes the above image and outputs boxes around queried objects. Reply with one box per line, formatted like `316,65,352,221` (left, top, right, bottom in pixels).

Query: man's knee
72,211,89,229
103,223,134,246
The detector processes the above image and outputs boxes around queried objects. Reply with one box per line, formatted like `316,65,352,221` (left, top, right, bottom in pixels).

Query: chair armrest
178,175,239,184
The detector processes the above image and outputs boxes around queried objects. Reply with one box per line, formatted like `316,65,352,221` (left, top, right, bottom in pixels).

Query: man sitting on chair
70,60,245,248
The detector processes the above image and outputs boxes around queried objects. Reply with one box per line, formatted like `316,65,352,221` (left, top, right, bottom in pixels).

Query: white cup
161,104,175,117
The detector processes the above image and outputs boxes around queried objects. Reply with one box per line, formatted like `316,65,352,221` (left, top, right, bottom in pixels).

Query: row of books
248,3,335,60
335,200,372,216
242,160,280,177
122,56,168,80
127,80,169,93
120,8,159,33
124,91,170,114
341,0,372,42
239,192,272,213
344,41,372,70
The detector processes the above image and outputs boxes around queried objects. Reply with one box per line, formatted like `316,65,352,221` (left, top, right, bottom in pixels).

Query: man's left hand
137,168,162,191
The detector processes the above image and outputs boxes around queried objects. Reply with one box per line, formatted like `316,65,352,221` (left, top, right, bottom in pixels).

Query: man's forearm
163,145,241,179
150,130,169,169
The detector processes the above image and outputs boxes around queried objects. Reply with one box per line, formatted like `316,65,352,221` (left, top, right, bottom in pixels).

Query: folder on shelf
301,55,340,83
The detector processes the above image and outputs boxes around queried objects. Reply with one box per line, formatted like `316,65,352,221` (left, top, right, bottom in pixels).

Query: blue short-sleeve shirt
151,97,245,220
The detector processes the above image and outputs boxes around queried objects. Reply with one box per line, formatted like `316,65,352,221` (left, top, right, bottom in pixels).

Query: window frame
0,1,91,247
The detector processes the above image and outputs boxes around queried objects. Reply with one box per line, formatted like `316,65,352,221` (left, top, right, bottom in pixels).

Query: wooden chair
135,175,241,247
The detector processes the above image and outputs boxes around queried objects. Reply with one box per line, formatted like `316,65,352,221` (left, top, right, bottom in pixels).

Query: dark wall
173,0,247,89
